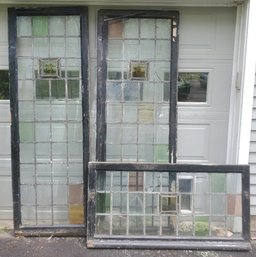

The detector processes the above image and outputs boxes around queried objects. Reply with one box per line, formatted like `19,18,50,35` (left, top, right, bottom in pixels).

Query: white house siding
249,79,256,217
0,6,12,227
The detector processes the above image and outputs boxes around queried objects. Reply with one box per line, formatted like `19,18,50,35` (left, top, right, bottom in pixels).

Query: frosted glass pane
52,143,67,160
124,82,141,101
37,185,52,205
20,164,35,184
36,163,52,183
67,104,82,120
108,40,123,60
66,38,80,58
35,123,50,141
17,38,33,57
21,185,35,205
20,143,35,163
141,19,155,38
51,103,66,120
34,38,49,58
156,19,171,39
36,143,51,162
53,163,67,176
138,125,154,144
124,19,139,38
211,195,226,215
156,105,169,124
68,142,82,160
19,122,34,142
50,38,65,57
52,123,67,141
19,101,34,121
18,59,33,79
123,104,137,123
21,206,36,222
122,125,137,144
138,145,154,162
49,16,65,36
35,103,51,121
17,17,32,37
106,144,122,161
18,80,34,100
107,125,121,144
155,125,169,144
37,206,52,224
141,82,154,101
156,40,170,60
122,145,137,161
107,82,122,101
107,104,122,123
140,40,155,59
68,123,82,141
32,16,48,36
53,184,68,205
66,16,80,36
124,40,139,60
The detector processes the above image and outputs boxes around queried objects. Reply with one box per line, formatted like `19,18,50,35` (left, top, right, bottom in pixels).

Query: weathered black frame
8,7,89,236
96,10,179,163
87,162,251,250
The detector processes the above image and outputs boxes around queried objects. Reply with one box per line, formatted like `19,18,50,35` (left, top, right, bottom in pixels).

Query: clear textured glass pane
227,174,242,194
211,195,226,215
124,40,139,60
141,19,155,38
18,80,34,100
53,184,67,205
227,195,242,216
17,38,33,57
141,82,154,101
156,40,170,60
37,185,52,205
66,16,80,36
20,164,35,184
124,82,141,101
154,125,169,144
195,216,209,237
21,206,36,223
51,103,66,120
106,82,122,101
108,40,123,60
36,143,51,162
162,215,176,236
52,123,67,141
96,215,110,235
107,125,121,144
20,143,34,163
32,16,48,36
145,194,157,214
66,38,80,58
140,40,155,59
18,59,33,79
35,123,50,141
129,193,143,213
68,123,82,141
129,216,144,235
138,125,154,144
33,38,49,58
122,145,137,162
122,125,137,144
123,104,137,123
154,144,169,163
138,144,154,162
156,19,171,39
52,143,67,160
178,216,193,236
112,192,127,214
21,184,36,205
68,142,82,160
49,16,65,36
17,17,32,37
112,215,127,235
53,163,67,177
106,144,122,161
194,194,210,214
124,19,139,39
37,206,52,225
50,38,65,57
67,104,82,120
106,104,122,123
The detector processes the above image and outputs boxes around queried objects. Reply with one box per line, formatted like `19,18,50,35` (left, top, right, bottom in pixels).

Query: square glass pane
53,184,68,205
36,143,51,162
124,81,141,101
140,40,155,59
141,19,155,38
20,184,36,205
19,122,34,142
52,143,67,160
122,145,137,162
129,216,143,235
51,80,65,99
145,194,158,214
52,123,67,141
195,216,209,237
67,104,82,120
20,164,35,184
122,125,137,144
141,82,154,101
51,103,66,120
106,144,122,161
35,123,50,141
178,216,193,236
156,40,170,60
124,40,139,60
227,195,242,216
194,194,210,214
17,38,33,57
32,16,48,36
49,16,65,36
138,144,154,162
66,16,80,36
50,38,65,58
68,80,80,99
18,80,34,100
106,103,122,123
66,38,81,58
211,173,226,193
106,82,122,101
68,142,82,160
156,19,171,39
112,215,127,235
18,59,33,79
112,192,127,214
107,125,121,144
129,193,143,213
33,38,49,58
108,20,123,39
96,193,110,213
211,195,226,215
37,185,52,205
154,144,169,163
124,19,139,39
36,80,49,99
17,16,32,37
123,104,138,123
138,103,154,123
68,123,82,141
37,206,52,225
138,125,154,144
20,143,34,163
21,206,36,223
108,39,123,60
154,125,169,144
96,215,110,235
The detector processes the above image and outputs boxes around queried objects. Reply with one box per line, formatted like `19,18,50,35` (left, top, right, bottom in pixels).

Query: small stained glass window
0,70,9,100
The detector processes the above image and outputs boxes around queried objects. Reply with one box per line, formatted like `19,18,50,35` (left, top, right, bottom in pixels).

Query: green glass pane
68,80,79,99
67,70,80,78
0,70,9,100
32,16,48,36
154,144,169,163
36,80,49,99
19,122,34,142
51,80,65,99
211,173,225,193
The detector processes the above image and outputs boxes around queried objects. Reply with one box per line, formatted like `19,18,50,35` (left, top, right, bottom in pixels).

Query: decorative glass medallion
39,58,61,78
130,61,148,80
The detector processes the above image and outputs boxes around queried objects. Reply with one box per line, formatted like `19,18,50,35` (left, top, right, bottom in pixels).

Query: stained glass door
9,8,88,229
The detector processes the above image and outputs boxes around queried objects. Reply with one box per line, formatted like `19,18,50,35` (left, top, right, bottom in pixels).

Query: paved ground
0,231,256,257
